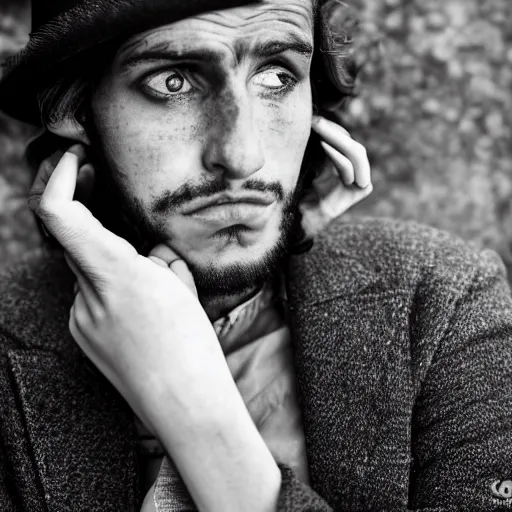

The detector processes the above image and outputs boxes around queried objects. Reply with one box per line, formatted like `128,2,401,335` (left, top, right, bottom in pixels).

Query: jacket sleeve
276,463,464,512
277,463,332,511
408,248,512,510
276,249,512,511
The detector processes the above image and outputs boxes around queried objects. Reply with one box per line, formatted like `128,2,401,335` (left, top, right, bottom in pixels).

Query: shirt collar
212,274,288,342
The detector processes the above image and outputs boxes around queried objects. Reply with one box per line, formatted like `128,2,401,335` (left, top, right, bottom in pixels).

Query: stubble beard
87,131,303,300
126,187,300,299
185,192,300,298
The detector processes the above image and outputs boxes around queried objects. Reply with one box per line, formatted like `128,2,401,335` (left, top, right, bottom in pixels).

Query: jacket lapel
7,349,138,511
286,243,413,510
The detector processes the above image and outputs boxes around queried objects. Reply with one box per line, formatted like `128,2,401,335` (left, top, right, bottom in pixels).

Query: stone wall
1,0,511,275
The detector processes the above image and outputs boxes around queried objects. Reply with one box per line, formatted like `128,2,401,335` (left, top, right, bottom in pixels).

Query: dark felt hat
0,0,254,126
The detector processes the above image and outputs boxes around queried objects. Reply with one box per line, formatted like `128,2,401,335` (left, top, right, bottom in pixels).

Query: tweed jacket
1,217,512,512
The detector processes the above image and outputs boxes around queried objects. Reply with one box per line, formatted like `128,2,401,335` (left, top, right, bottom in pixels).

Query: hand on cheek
29,145,238,440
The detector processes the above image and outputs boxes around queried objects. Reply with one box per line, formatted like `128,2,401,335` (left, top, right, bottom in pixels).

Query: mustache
150,178,285,215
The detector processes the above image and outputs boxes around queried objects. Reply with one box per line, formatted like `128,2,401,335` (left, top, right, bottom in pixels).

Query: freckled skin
92,0,313,276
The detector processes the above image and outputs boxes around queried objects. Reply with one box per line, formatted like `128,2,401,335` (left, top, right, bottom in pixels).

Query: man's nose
202,89,265,179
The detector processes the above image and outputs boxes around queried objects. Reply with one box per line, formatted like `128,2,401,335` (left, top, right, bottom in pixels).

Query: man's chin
188,239,288,298
209,224,270,249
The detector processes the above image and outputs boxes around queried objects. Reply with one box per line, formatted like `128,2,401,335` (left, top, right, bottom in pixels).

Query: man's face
91,0,314,294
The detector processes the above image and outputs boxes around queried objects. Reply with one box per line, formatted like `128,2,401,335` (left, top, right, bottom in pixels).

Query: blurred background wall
1,0,511,274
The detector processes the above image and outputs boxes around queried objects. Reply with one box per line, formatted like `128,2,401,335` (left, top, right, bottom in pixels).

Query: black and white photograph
0,0,511,510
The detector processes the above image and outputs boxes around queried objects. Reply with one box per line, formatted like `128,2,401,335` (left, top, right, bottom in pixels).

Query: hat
0,0,254,126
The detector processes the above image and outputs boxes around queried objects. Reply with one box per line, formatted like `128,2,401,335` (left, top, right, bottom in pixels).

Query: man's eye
254,69,296,90
141,70,193,97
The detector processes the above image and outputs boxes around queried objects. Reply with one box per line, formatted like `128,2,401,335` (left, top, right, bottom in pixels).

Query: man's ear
46,116,91,146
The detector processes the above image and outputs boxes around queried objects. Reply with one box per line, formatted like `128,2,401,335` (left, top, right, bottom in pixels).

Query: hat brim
0,0,255,125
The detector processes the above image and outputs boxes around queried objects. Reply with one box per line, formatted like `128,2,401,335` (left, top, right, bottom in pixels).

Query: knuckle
356,144,368,159
68,316,77,338
69,310,81,339
73,303,89,331
92,306,107,325
64,223,86,242
37,197,57,220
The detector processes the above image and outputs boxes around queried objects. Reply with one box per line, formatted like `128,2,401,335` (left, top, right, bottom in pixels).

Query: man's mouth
183,192,276,215
185,202,276,227
183,193,277,228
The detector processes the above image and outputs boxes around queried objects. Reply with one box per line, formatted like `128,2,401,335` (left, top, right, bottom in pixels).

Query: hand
30,145,283,512
300,115,373,238
29,145,234,439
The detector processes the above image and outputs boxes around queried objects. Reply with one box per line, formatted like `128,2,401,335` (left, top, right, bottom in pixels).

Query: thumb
147,244,198,297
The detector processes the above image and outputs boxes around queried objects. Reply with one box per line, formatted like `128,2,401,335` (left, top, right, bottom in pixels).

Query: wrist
140,341,235,435
159,392,281,512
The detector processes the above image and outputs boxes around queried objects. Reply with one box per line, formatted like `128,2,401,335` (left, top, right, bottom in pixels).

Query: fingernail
78,163,93,177
67,144,85,159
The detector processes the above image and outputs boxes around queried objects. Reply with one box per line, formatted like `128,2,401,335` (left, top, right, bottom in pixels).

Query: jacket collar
284,235,402,509
7,233,389,510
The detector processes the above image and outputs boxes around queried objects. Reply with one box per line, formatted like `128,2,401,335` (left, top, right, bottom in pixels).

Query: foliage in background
1,0,511,274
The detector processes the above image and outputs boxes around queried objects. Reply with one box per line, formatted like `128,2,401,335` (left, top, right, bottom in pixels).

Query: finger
42,145,86,205
148,244,198,296
169,259,198,297
36,148,137,272
69,291,98,362
338,183,374,212
29,146,95,207
28,149,66,212
147,256,170,269
148,244,181,266
64,252,93,297
313,115,351,138
64,252,103,316
74,163,96,205
70,290,88,334
320,141,355,186
312,116,371,188
317,181,373,220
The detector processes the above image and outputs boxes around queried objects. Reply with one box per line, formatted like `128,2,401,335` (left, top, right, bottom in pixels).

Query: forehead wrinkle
204,2,313,24
117,2,314,74
200,3,313,38
118,0,313,57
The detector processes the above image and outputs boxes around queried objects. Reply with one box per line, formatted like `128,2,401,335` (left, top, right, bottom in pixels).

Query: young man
1,0,512,511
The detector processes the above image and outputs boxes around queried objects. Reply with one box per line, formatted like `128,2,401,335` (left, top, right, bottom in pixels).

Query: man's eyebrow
242,35,314,61
120,35,313,71
120,46,223,71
